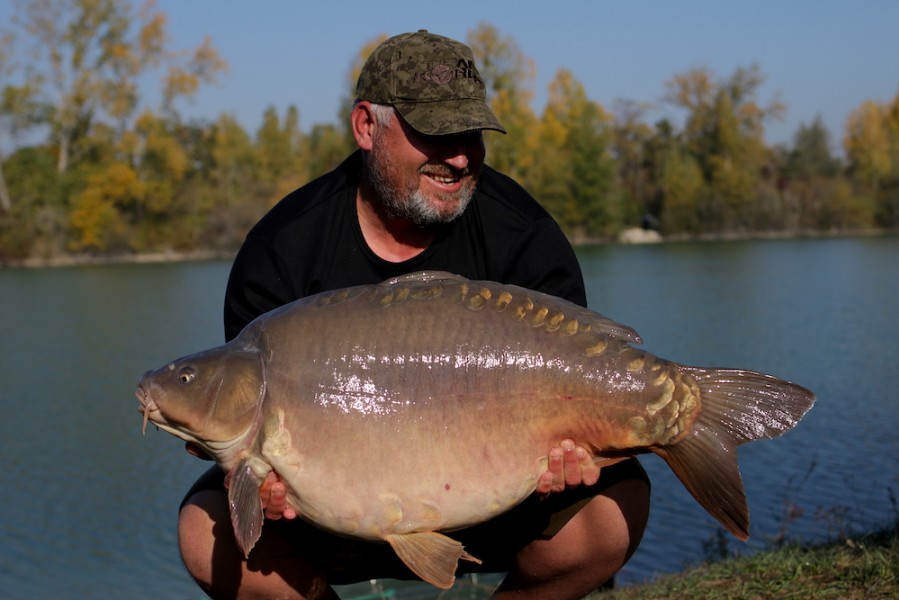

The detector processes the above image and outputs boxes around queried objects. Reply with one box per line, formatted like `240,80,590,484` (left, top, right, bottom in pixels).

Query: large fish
136,271,814,589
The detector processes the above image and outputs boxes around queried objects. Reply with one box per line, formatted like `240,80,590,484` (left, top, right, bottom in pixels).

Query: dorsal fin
499,283,643,344
382,271,467,286
382,271,642,344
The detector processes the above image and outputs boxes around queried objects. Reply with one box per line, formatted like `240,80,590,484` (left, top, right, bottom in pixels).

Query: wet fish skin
136,271,815,589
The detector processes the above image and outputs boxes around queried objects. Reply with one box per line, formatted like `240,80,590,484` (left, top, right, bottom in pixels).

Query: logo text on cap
413,59,482,86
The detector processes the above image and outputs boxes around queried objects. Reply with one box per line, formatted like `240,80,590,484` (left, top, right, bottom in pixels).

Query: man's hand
536,439,600,496
223,469,298,521
259,472,298,520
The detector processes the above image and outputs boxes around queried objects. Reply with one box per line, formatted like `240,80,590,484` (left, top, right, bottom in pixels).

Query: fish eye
178,367,196,384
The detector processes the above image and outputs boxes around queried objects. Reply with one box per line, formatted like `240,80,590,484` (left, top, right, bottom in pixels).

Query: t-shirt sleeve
223,234,297,341
498,217,588,308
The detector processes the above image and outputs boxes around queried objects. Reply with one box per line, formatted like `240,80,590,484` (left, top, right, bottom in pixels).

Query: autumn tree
664,64,784,231
304,122,352,182
6,0,225,170
533,68,619,240
466,22,538,181
254,104,309,200
643,119,704,234
5,0,228,253
844,93,899,227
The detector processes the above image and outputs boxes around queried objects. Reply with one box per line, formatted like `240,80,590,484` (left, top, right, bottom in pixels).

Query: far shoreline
2,227,895,270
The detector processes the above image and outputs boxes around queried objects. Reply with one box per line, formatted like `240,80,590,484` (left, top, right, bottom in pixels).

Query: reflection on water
1,237,897,599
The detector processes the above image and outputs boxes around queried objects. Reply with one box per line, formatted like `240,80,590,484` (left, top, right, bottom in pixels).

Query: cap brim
395,99,507,136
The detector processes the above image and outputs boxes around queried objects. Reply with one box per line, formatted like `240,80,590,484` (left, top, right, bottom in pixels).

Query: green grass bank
595,523,898,599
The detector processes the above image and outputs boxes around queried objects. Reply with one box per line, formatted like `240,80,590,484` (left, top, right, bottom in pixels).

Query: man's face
367,109,486,226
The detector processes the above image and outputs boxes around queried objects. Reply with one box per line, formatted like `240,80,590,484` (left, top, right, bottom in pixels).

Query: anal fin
385,531,482,590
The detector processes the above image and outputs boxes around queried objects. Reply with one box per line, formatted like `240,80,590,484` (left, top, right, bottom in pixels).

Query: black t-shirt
224,151,586,341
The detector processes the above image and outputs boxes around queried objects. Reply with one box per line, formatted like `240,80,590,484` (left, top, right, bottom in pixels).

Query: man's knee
178,490,234,591
523,477,649,571
495,479,649,598
559,477,650,579
595,476,650,566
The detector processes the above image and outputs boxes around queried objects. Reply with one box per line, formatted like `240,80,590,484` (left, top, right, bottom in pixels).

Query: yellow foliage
69,163,146,251
138,11,167,58
844,100,892,185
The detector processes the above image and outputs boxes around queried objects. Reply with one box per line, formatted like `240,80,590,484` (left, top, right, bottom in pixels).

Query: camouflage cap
356,30,507,136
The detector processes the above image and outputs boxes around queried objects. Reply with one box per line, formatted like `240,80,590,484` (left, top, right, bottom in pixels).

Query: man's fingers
548,446,566,492
537,439,602,497
264,480,287,520
536,471,555,496
562,440,582,487
579,447,601,486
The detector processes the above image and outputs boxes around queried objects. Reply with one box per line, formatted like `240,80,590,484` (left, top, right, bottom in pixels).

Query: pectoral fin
385,531,482,590
226,459,266,557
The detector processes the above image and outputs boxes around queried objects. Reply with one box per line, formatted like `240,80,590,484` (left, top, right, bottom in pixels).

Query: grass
593,523,898,600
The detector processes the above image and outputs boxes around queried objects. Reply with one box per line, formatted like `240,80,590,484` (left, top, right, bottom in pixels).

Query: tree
844,93,899,227
535,68,618,239
466,23,538,181
786,114,840,180
256,105,305,184
250,104,314,206
69,160,141,251
664,64,784,231
304,122,351,182
203,113,264,246
8,0,225,173
0,27,45,213
844,100,892,187
612,99,656,225
0,145,60,259
646,119,704,234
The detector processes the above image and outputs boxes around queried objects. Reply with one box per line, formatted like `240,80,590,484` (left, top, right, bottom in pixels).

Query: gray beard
367,152,473,227
378,187,472,228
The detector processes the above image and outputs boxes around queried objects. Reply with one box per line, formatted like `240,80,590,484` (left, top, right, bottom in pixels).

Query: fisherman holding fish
177,31,651,599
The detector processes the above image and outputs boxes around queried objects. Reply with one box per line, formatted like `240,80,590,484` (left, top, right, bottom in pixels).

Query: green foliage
786,115,842,180
529,68,620,240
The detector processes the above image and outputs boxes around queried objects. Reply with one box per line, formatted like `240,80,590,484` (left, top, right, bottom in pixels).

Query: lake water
1,236,897,599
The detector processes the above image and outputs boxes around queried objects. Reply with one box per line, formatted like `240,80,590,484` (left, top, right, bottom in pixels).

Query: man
178,30,649,600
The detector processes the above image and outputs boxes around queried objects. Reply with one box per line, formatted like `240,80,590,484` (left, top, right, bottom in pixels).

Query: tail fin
652,368,815,540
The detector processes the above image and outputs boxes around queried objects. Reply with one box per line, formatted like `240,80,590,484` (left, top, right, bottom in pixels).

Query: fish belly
250,276,660,540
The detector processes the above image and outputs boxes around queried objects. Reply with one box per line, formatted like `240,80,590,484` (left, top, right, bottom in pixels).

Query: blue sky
5,1,899,150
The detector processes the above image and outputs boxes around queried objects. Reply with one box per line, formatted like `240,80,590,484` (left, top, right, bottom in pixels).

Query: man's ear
351,101,376,151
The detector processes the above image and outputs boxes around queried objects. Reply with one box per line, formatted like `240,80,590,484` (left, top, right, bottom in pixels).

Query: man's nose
443,148,469,170
441,137,473,169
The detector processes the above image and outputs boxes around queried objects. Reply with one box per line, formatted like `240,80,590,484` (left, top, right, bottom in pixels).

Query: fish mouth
135,386,161,435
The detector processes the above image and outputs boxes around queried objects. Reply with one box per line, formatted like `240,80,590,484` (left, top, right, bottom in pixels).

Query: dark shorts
182,458,648,584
